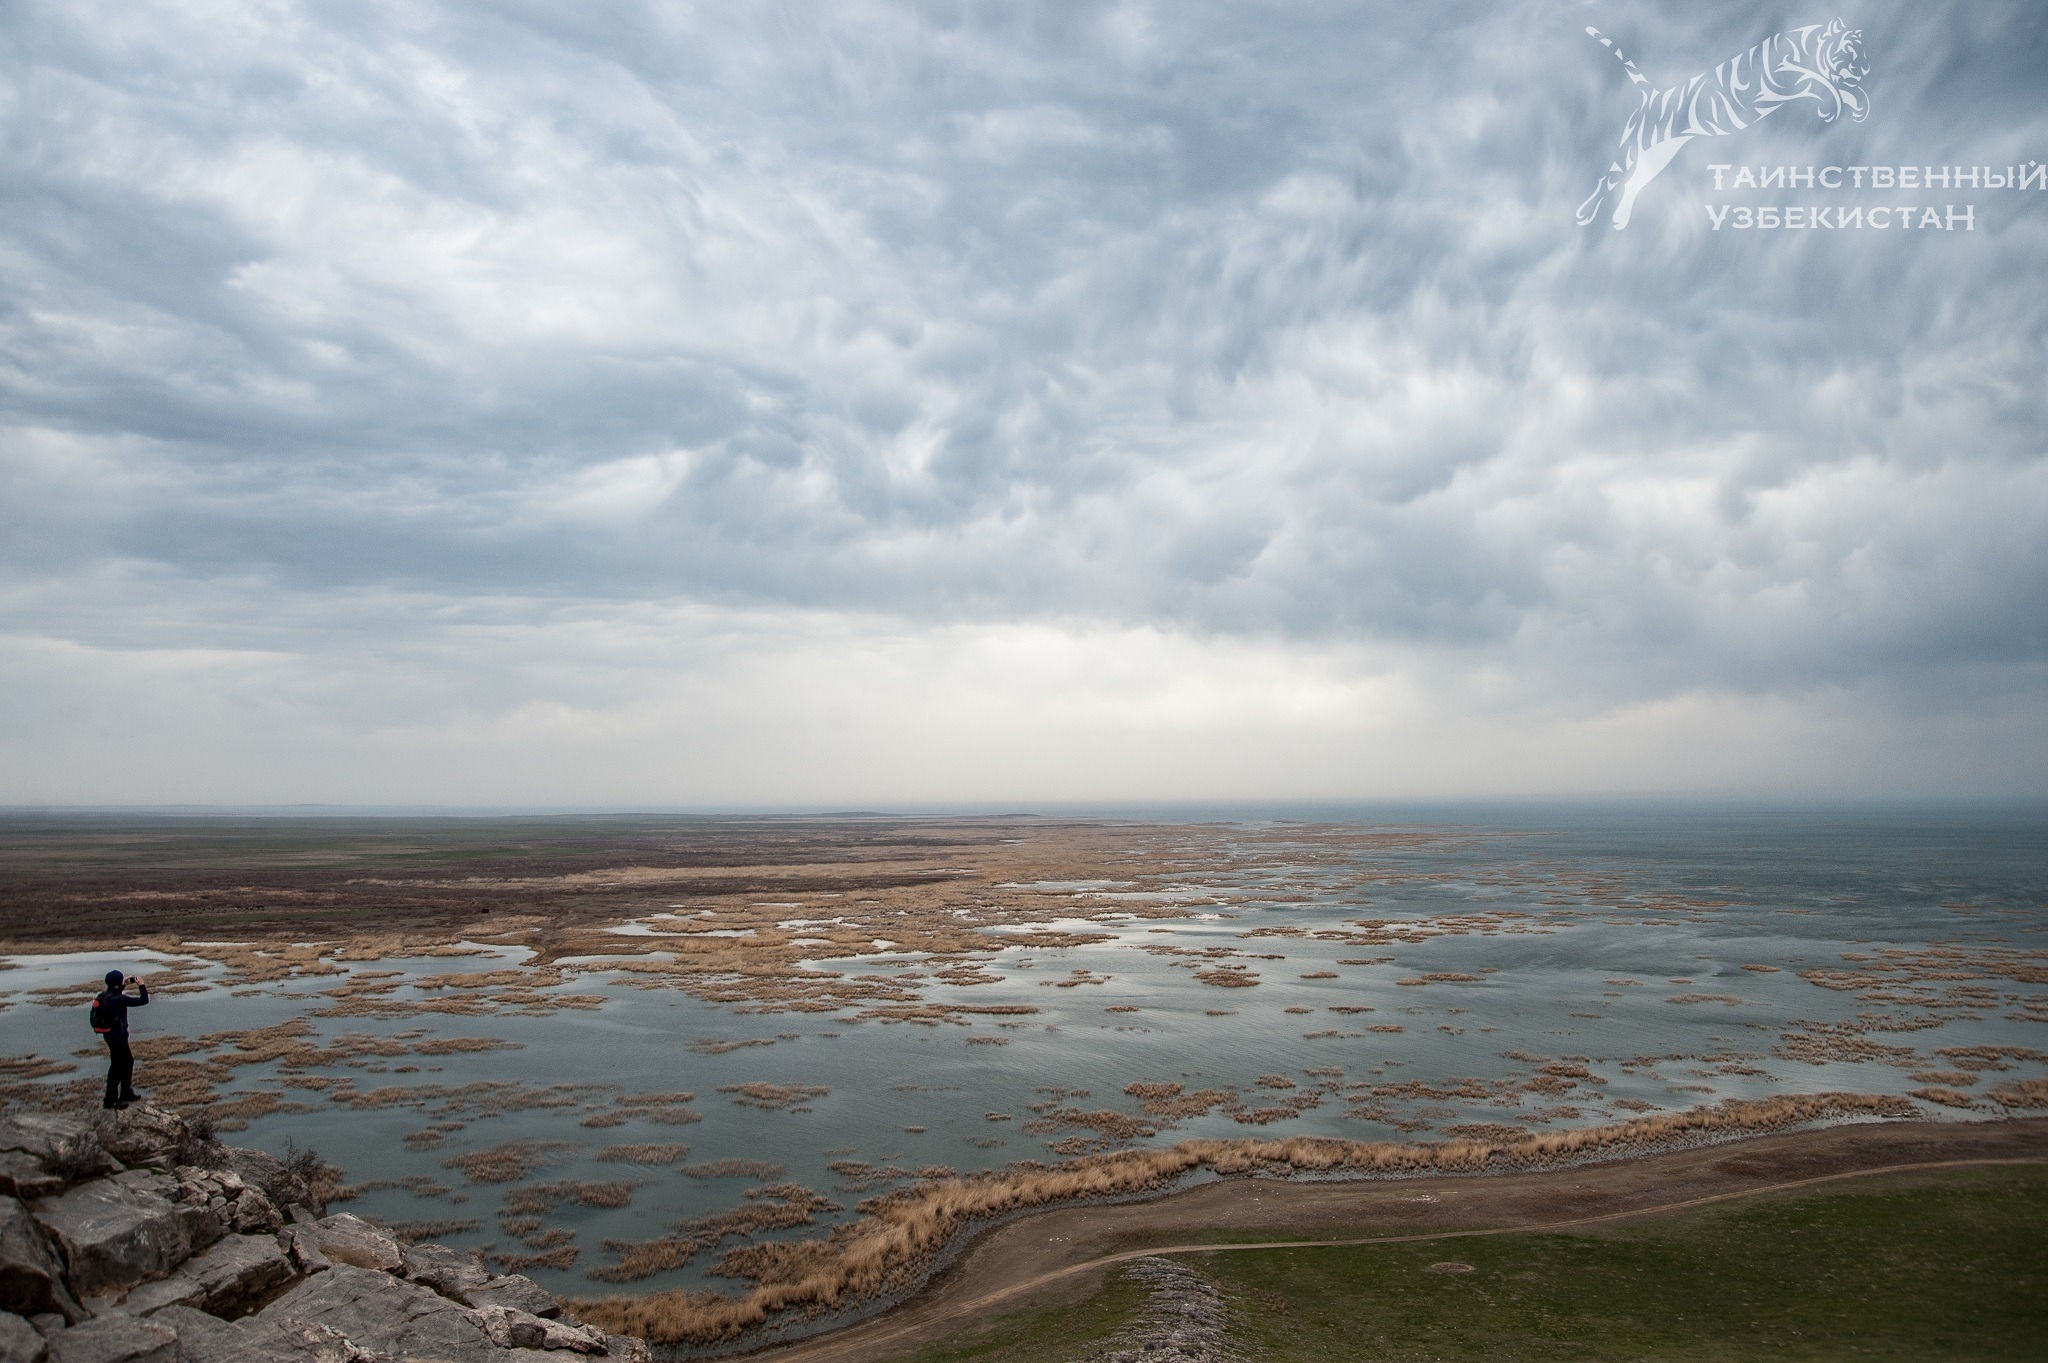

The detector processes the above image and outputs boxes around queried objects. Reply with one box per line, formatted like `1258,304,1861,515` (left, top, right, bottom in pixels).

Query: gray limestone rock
460,1275,557,1319
140,1307,235,1363
258,1265,513,1363
28,1179,195,1300
1,1311,47,1363
118,1235,293,1320
87,1113,190,1173
225,1190,281,1238
0,1199,81,1323
275,1230,328,1279
0,1120,88,1166
104,1279,200,1320
0,1156,62,1204
178,1234,293,1317
467,1305,546,1351
400,1243,487,1301
110,1172,222,1258
153,1305,369,1363
600,1334,650,1363
303,1218,399,1275
218,1153,310,1223
42,1317,176,1363
531,1315,606,1354
0,1120,117,1195
468,1304,605,1354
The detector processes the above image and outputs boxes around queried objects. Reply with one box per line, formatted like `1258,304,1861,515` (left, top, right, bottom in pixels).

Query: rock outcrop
2,1196,81,1323
0,1106,650,1363
1,1303,48,1363
31,1174,218,1301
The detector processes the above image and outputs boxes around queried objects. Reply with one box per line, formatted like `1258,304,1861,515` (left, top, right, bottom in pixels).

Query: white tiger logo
1578,19,1871,230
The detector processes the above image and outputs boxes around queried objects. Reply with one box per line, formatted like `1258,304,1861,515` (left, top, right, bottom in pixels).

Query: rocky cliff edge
1,1106,650,1363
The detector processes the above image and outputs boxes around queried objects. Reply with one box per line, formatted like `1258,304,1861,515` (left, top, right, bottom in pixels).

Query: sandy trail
740,1117,2048,1363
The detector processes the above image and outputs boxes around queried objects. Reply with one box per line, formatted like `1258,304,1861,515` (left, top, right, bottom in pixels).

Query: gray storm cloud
1,0,2044,802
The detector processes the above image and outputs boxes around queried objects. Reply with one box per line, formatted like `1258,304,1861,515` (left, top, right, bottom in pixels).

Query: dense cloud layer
2,1,2044,801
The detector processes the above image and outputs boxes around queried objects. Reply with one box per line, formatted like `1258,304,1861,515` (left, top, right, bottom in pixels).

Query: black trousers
103,1034,136,1106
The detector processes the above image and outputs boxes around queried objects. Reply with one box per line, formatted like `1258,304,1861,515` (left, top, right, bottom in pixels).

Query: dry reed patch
1193,968,1258,988
1114,1080,1220,1113
586,1184,842,1285
440,1140,574,1183
1023,1107,1158,1141
1395,973,1485,986
1741,964,1782,973
503,1180,642,1214
1934,1045,2045,1071
0,1055,76,1079
1666,994,1751,1006
1911,1087,1978,1109
411,1036,523,1054
1775,1027,1919,1067
687,1037,781,1054
827,1161,913,1192
680,1159,788,1180
368,1217,485,1243
1983,1077,2048,1110
598,1144,693,1165
718,1082,828,1110
587,1238,699,1282
493,1246,579,1271
331,1174,452,1202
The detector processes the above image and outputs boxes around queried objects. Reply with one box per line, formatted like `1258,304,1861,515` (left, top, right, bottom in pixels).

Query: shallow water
3,805,2043,1326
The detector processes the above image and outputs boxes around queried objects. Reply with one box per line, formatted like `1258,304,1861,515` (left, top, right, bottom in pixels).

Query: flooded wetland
2,807,2044,1351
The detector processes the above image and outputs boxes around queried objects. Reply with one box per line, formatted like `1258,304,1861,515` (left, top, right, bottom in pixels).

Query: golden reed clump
565,1091,1913,1346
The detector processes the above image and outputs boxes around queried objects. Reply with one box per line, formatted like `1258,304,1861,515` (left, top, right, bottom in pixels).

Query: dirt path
739,1116,2048,1363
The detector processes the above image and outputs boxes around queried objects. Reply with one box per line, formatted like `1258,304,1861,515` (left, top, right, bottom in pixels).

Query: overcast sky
2,1,2044,806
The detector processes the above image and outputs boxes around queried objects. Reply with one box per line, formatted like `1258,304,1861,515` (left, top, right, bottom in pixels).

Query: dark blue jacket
95,983,148,1039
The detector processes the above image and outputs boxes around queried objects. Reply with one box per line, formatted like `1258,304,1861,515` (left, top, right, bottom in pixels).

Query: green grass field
895,1164,2048,1362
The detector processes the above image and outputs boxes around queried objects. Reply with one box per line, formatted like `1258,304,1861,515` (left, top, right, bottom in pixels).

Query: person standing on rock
92,968,148,1109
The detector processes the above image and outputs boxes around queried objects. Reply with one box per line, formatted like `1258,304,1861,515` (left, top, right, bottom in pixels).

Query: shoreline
562,1093,1926,1348
694,1114,2048,1363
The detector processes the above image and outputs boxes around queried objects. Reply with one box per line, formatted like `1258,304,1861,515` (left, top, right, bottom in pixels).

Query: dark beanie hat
105,969,124,987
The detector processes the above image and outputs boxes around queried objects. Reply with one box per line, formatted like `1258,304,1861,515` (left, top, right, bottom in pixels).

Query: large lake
3,804,2043,1344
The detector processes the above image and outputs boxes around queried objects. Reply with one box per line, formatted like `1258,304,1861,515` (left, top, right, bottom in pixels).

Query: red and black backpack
89,992,116,1034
